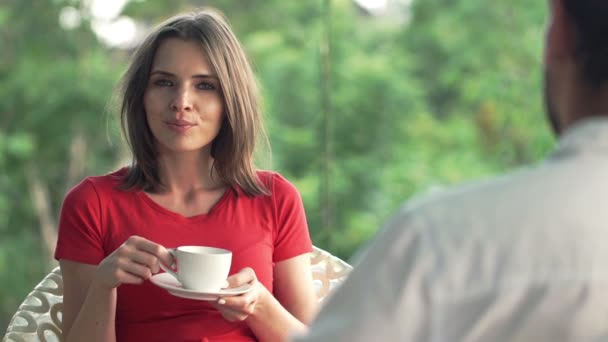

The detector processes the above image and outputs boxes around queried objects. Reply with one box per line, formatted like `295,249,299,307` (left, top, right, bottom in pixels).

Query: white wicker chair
3,246,352,342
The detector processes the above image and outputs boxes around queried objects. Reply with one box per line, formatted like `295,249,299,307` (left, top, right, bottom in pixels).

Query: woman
55,9,317,342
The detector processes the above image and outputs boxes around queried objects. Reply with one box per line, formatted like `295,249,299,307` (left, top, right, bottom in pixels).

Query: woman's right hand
95,235,172,289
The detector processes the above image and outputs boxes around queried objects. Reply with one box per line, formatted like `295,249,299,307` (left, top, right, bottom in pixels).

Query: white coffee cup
159,246,232,292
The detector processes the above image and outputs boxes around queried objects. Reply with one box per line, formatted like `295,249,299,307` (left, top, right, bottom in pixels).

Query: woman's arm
213,253,318,342
248,253,318,340
270,253,318,324
61,260,117,342
60,236,172,342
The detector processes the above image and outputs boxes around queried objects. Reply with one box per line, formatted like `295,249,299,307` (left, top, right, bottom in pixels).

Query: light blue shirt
296,117,608,342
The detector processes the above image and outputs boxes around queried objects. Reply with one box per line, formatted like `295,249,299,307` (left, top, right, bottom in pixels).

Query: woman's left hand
211,267,270,322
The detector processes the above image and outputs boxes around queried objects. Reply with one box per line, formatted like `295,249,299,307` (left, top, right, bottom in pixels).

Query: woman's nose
170,87,193,112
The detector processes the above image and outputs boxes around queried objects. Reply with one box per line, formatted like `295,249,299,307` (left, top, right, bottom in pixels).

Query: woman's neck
155,150,223,194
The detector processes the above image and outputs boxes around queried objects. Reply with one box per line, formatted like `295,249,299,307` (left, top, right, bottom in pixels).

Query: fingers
124,236,171,273
213,305,247,322
218,295,252,308
117,242,158,274
226,267,256,288
212,269,269,322
128,249,161,274
218,268,258,312
132,237,174,266
97,236,172,289
116,268,146,285
118,257,154,280
97,257,150,288
218,289,257,306
212,299,254,322
214,281,260,321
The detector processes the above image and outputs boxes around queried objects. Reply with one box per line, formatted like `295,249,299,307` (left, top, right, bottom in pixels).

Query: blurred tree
374,0,555,249
0,0,122,326
402,0,553,166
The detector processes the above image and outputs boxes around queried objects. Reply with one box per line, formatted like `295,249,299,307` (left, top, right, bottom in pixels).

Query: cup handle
159,248,178,278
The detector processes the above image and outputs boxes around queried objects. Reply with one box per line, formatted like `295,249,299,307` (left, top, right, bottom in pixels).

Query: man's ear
545,0,576,67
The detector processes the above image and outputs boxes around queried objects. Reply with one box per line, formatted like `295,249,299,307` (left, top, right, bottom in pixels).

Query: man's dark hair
563,0,608,87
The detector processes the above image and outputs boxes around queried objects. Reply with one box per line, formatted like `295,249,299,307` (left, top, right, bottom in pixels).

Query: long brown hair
118,9,269,196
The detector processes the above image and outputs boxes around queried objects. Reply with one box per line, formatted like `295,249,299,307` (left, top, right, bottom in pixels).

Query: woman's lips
165,120,196,133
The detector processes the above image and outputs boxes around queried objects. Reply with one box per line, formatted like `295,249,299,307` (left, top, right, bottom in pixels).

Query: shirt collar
550,116,608,160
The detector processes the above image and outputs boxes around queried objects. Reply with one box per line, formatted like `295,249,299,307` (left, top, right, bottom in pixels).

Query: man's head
544,0,608,135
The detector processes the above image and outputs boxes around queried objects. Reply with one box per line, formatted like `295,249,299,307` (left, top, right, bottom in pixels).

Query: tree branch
26,167,57,266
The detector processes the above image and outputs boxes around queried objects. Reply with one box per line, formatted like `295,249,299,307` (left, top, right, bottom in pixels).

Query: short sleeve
54,178,106,265
271,173,313,262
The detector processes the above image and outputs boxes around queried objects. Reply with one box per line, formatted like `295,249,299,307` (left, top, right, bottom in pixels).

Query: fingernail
222,280,229,288
218,299,226,305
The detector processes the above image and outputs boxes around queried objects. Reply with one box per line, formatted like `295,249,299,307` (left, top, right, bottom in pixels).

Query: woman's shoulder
66,167,129,200
255,170,300,197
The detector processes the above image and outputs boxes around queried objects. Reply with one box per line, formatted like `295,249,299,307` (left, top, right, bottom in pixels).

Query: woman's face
144,38,224,155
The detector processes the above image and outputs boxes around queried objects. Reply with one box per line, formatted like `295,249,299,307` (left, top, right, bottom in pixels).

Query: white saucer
150,273,252,301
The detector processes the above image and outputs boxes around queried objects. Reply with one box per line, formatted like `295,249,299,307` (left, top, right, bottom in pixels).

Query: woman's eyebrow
150,70,219,79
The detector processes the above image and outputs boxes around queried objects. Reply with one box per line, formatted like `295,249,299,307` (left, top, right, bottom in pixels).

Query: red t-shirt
54,168,312,342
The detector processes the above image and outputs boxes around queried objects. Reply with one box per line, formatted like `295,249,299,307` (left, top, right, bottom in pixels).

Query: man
295,0,608,341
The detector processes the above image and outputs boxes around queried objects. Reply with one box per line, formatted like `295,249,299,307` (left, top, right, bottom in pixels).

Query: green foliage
1,0,555,330
1,0,122,328
0,230,46,326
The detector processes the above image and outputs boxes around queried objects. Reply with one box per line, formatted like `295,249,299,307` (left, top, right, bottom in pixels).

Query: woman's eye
197,82,216,90
153,79,173,87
